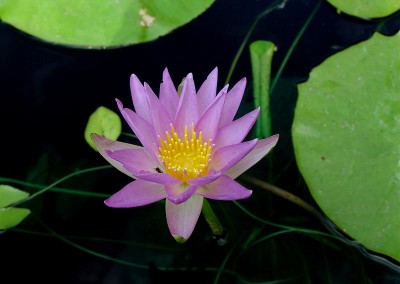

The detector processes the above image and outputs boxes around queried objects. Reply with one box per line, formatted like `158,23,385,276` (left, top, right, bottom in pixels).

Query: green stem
7,165,112,207
240,175,321,218
36,216,149,269
0,177,110,198
233,196,400,273
224,0,288,85
33,216,244,279
214,239,239,284
246,229,296,250
121,132,137,139
202,199,224,236
11,227,178,251
233,200,342,239
269,0,321,94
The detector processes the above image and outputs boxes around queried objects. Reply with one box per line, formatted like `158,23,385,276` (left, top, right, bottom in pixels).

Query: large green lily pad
292,32,400,261
0,0,214,48
327,0,400,19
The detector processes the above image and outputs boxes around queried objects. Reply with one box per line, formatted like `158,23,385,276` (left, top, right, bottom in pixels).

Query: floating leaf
0,185,31,229
292,32,400,261
0,0,215,48
250,40,275,138
0,207,31,230
85,106,121,151
0,184,29,208
327,0,400,19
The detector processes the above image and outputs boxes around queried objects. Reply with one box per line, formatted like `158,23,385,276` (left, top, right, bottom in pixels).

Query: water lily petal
145,82,173,139
123,165,181,185
116,99,158,158
106,148,156,173
144,81,158,99
219,78,247,127
174,73,199,135
104,179,166,208
188,170,221,186
91,133,141,177
211,139,257,172
216,84,229,98
197,67,218,115
214,108,260,150
196,175,252,200
166,195,203,243
130,74,152,124
165,183,198,204
97,69,280,244
160,68,179,120
225,134,279,179
195,91,226,141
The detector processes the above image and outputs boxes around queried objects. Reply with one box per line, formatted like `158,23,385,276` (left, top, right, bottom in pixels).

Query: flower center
158,124,213,182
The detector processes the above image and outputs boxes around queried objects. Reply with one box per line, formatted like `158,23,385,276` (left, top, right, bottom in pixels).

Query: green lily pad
0,0,214,48
0,185,29,208
327,0,400,19
0,207,31,230
292,32,400,261
0,185,31,229
85,106,122,151
250,40,275,138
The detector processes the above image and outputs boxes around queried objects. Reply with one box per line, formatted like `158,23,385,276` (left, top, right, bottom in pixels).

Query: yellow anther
158,125,213,182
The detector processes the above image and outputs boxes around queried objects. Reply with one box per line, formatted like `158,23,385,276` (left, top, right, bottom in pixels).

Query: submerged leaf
292,32,400,261
0,185,29,208
85,106,122,151
0,0,215,48
0,207,31,230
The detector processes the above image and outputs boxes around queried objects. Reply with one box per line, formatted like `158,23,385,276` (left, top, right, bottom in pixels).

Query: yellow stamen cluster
158,124,213,182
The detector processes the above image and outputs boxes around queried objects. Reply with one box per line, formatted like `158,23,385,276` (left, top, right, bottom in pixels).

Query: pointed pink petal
225,135,279,179
213,108,260,150
104,179,166,208
151,108,172,141
195,92,226,141
197,67,218,115
117,99,158,159
188,171,221,186
166,195,203,242
123,164,181,185
165,184,197,204
160,68,179,119
174,74,199,135
196,175,252,200
91,134,142,178
106,148,156,173
218,78,247,127
144,82,159,107
211,139,257,172
145,82,173,139
216,84,229,97
130,74,152,124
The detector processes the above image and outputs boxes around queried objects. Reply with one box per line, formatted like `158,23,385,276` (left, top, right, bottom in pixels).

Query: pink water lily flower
92,68,278,242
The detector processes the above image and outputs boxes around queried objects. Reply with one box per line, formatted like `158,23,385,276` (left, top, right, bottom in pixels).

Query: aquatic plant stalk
269,0,321,94
224,0,288,85
7,165,112,207
202,199,224,236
